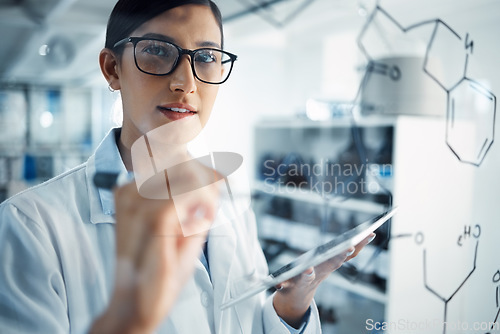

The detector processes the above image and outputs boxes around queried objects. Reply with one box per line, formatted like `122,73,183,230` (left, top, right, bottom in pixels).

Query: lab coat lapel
165,262,214,334
208,218,238,333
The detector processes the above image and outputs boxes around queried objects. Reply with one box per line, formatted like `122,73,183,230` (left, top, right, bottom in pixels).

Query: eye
141,41,171,57
195,50,218,64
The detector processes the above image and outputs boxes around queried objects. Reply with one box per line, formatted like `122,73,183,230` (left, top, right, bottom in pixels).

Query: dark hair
105,0,224,53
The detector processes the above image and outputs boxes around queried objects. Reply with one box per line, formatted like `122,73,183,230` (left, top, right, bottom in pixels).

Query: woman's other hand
272,233,376,328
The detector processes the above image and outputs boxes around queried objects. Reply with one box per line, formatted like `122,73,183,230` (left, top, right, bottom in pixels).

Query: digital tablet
220,206,398,310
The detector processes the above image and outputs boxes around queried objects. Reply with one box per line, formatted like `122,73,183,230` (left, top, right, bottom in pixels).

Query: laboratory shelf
254,116,396,129
253,180,387,215
325,272,386,304
253,116,393,331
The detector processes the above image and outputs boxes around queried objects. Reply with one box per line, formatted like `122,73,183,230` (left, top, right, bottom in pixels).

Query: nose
169,55,197,94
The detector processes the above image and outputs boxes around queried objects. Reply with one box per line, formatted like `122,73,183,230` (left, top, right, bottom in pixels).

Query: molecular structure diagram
349,3,500,332
415,225,480,334
486,269,500,334
355,3,497,167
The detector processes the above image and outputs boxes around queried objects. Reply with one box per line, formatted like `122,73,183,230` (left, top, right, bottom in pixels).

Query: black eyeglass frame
113,37,238,85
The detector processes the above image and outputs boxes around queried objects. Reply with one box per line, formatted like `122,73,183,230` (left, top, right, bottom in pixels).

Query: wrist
90,305,153,334
273,292,311,329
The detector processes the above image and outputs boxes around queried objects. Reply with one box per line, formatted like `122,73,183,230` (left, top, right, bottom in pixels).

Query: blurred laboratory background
1,0,500,333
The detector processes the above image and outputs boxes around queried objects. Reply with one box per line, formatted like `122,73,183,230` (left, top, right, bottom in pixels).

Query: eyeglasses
113,37,238,85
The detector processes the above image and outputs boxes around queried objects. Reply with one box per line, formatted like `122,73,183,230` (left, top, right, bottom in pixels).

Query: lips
167,107,191,113
158,103,197,121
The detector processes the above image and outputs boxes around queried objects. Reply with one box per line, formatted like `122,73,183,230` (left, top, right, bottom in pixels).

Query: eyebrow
140,32,221,49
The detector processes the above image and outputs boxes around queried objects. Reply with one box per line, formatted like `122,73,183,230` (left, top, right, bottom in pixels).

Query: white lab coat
0,128,321,334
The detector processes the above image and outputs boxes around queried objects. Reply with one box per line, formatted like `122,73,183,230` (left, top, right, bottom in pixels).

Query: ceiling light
39,44,50,56
40,111,54,128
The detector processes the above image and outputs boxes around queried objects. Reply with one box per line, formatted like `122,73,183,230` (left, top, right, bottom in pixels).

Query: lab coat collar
87,127,127,224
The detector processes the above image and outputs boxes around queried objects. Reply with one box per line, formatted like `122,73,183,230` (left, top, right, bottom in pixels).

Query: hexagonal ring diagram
446,78,496,166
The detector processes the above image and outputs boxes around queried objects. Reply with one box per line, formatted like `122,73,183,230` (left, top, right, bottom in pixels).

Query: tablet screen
270,210,393,279
221,207,398,310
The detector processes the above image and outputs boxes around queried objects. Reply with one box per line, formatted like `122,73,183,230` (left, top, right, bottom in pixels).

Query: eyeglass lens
135,39,232,83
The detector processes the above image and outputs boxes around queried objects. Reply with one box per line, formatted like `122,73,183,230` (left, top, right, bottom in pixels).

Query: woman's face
115,4,222,148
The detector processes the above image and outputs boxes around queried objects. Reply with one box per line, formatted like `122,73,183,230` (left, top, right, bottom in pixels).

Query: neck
117,131,191,173
118,135,134,172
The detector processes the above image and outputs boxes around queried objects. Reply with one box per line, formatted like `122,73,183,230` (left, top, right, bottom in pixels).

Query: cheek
200,86,219,121
119,57,153,99
121,78,155,115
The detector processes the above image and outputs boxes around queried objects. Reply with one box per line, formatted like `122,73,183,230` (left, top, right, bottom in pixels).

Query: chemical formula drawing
355,2,500,332
355,2,497,167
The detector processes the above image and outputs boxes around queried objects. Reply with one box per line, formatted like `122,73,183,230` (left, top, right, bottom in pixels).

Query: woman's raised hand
91,163,219,334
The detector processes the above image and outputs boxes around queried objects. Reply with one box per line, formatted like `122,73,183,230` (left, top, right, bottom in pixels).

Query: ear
99,48,121,91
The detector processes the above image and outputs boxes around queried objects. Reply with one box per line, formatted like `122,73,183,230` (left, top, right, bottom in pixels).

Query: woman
0,0,373,333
